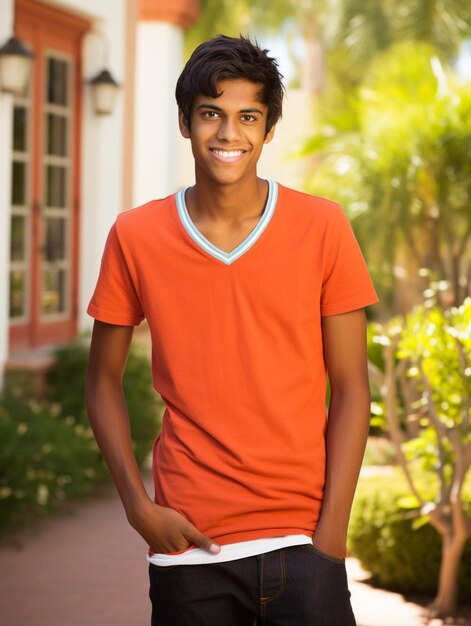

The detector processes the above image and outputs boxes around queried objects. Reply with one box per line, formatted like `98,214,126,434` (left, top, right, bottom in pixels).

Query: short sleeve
321,206,379,316
87,222,145,326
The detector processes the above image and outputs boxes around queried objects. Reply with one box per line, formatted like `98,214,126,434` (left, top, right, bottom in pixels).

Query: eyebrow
196,103,265,116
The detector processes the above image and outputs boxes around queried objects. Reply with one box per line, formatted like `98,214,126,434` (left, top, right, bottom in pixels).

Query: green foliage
187,0,471,93
304,43,471,307
0,389,107,536
184,0,294,58
365,296,471,610
367,322,388,432
349,471,471,600
0,339,163,537
47,340,90,424
370,297,471,479
49,339,162,466
398,299,471,417
367,321,386,372
327,0,471,90
398,297,471,472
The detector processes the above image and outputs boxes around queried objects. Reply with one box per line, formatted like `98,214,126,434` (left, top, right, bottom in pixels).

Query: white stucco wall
133,21,183,206
0,0,15,391
77,0,128,333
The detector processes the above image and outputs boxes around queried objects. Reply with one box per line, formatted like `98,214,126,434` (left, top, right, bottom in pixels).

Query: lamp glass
91,82,118,115
0,54,32,95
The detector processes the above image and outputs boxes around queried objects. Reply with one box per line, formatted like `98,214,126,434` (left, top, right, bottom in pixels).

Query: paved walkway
0,472,468,626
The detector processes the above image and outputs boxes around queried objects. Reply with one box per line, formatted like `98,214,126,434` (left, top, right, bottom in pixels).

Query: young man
85,35,379,625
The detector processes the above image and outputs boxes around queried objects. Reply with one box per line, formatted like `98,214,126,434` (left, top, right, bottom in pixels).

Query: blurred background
0,0,470,624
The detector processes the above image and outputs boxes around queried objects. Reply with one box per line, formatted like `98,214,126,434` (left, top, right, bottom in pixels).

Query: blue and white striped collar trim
176,180,278,265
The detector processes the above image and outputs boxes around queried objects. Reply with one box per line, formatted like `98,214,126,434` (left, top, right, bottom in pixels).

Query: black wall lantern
88,67,120,115
86,30,120,115
0,35,34,96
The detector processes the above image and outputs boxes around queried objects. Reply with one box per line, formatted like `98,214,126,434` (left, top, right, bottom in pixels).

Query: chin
207,170,246,186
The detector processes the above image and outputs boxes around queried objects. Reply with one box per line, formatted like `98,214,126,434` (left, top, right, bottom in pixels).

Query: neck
188,175,268,224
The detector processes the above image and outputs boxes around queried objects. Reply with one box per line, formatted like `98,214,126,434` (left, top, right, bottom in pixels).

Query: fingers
185,526,221,554
133,504,221,555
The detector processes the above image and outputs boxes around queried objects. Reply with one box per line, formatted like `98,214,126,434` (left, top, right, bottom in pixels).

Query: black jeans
148,544,356,625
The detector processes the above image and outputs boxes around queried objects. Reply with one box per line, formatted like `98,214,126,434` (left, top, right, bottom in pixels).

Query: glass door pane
10,98,31,324
9,270,27,318
41,51,72,319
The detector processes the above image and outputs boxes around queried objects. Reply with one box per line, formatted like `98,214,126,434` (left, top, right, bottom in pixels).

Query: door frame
9,0,90,351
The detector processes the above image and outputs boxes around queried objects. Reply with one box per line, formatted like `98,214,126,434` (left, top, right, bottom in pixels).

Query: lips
210,148,246,163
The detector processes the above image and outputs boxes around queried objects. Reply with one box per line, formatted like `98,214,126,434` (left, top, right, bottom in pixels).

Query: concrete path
0,477,151,626
0,472,467,626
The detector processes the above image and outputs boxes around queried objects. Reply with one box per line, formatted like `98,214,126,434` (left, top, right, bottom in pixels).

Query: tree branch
448,429,471,542
419,367,449,503
457,220,471,260
368,360,384,391
384,339,425,506
454,336,470,437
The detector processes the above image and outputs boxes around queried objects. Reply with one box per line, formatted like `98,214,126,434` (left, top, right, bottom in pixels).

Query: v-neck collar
176,180,278,265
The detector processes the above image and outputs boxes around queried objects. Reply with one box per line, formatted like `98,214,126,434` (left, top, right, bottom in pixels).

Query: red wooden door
9,0,89,351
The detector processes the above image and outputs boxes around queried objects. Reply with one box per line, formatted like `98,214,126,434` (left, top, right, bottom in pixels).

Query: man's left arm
313,307,371,559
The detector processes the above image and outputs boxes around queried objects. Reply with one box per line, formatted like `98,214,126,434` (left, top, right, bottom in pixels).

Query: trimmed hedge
348,470,471,601
0,339,163,537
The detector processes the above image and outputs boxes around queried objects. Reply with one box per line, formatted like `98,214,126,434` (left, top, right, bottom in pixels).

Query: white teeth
212,149,243,158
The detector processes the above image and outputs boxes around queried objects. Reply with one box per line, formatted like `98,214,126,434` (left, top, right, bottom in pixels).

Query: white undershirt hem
147,534,313,567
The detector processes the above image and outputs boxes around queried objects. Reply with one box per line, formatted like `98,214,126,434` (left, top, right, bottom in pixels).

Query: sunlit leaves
399,301,471,424
304,42,471,306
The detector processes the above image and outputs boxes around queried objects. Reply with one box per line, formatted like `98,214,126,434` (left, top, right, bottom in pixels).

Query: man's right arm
84,319,220,555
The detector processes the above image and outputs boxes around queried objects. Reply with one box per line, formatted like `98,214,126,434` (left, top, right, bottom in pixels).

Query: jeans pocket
306,543,346,565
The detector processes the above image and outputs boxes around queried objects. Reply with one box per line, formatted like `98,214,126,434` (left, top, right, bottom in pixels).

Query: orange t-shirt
87,181,379,551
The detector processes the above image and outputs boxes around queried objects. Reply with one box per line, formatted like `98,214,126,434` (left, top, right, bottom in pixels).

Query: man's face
179,78,275,187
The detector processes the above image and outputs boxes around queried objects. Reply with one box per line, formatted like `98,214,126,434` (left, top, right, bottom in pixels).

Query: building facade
0,0,314,390
0,0,200,388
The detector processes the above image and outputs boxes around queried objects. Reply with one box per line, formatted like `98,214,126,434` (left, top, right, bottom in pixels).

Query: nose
217,116,240,142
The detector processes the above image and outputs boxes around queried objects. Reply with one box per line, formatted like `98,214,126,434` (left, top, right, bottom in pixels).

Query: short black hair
175,34,285,135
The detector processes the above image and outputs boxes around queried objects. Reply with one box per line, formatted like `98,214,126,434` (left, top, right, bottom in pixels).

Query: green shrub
0,389,108,535
348,470,471,601
367,322,388,436
0,337,163,537
49,338,163,467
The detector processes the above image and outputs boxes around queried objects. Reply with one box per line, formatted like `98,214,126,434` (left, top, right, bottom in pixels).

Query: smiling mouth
210,148,246,162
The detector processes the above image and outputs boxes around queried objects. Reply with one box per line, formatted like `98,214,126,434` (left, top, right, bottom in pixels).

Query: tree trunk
300,9,325,96
302,35,324,95
428,532,467,617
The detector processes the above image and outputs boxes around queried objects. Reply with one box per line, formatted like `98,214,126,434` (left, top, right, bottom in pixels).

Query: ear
179,110,191,138
264,124,276,145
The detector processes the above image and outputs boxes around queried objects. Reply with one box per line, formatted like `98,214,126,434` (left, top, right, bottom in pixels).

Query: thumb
186,525,220,554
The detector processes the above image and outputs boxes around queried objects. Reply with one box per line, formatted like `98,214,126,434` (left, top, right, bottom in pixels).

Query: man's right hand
127,499,221,555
